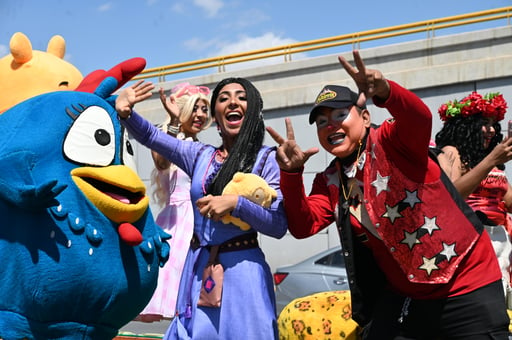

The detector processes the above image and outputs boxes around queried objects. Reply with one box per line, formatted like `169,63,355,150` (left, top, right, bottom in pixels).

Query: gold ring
207,212,212,219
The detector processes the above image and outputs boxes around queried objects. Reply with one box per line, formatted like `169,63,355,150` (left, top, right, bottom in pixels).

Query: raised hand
487,138,512,166
266,118,319,172
338,50,390,102
116,80,155,118
159,88,180,121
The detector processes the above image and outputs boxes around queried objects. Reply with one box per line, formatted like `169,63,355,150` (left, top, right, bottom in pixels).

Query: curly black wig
434,114,504,170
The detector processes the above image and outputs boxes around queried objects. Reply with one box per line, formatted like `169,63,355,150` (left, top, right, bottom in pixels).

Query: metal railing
135,6,511,82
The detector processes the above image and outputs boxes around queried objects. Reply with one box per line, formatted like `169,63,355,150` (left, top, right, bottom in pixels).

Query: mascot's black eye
125,140,134,156
95,129,111,146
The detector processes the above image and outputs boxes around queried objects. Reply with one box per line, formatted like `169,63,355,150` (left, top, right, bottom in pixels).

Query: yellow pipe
134,7,511,81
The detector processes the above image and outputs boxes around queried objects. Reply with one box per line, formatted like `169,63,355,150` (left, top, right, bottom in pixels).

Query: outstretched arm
441,139,512,199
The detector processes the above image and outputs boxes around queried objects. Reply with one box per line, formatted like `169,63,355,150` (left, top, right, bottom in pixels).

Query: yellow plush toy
0,32,83,113
221,172,277,230
278,290,361,340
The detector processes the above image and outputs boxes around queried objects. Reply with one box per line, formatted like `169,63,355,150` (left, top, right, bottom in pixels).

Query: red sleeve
280,170,336,239
373,80,440,183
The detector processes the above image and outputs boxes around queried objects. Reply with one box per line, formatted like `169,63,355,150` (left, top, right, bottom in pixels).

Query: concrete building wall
132,25,512,272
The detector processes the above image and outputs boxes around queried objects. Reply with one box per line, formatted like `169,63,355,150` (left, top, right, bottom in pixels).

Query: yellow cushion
278,290,361,340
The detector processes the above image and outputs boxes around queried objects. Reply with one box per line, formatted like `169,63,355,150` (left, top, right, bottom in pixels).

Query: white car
273,246,349,314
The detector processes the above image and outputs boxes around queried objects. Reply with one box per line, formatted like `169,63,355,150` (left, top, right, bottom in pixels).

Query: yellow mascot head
0,32,83,113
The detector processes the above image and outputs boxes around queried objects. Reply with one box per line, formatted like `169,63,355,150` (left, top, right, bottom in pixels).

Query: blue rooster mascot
0,58,170,339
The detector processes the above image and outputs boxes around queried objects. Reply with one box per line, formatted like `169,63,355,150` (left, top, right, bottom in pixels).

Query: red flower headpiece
438,91,508,122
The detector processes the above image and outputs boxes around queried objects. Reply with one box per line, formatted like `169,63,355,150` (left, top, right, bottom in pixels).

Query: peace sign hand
266,118,319,172
338,50,390,102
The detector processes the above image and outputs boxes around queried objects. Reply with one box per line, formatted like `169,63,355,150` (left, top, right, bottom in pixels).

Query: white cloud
209,32,308,71
171,3,185,13
98,2,113,12
194,0,223,17
0,45,7,58
222,8,269,30
184,37,219,52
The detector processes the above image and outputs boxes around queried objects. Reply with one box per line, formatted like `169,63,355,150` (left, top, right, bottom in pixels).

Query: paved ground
118,319,171,337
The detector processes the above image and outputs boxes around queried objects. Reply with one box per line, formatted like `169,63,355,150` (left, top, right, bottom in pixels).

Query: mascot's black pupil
126,140,134,156
95,129,111,146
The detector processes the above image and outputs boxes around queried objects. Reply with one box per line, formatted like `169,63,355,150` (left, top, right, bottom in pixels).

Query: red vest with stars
363,128,481,284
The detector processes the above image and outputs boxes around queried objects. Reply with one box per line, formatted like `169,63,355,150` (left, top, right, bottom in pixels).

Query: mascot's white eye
63,106,115,166
122,129,138,172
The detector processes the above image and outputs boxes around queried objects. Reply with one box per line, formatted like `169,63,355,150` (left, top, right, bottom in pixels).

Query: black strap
336,172,387,328
207,245,220,265
428,149,484,234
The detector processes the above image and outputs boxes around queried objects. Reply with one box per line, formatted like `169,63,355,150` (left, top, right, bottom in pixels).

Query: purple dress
122,112,287,339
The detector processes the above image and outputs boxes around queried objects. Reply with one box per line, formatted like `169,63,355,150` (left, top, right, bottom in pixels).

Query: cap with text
309,85,362,124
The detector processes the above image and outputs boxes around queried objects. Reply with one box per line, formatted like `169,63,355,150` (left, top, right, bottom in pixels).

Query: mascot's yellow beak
71,165,149,224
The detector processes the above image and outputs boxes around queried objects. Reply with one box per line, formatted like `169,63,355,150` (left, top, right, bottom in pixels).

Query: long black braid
206,77,265,196
434,114,504,170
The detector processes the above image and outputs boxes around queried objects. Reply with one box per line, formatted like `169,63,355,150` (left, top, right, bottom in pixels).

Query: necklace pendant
342,201,349,210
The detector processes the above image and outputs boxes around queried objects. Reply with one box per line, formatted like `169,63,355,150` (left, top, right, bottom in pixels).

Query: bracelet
118,113,131,121
167,124,180,135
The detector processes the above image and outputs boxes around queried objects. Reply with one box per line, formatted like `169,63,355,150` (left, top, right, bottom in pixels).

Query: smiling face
315,106,370,158
181,98,209,137
214,82,247,147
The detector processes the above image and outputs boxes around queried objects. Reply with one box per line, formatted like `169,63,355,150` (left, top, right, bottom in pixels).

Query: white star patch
370,143,377,159
400,230,421,249
419,256,439,275
403,190,421,209
420,216,440,235
382,204,402,223
440,242,457,262
371,171,390,196
357,151,367,171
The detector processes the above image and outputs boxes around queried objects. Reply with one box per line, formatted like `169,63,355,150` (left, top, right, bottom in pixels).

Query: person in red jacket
267,50,510,339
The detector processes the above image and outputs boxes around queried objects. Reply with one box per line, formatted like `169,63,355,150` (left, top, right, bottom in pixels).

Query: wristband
167,124,180,135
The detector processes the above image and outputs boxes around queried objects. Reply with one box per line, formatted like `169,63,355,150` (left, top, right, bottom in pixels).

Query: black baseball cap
308,85,364,124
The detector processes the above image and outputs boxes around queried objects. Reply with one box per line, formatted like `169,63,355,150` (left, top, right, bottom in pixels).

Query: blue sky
1,0,510,80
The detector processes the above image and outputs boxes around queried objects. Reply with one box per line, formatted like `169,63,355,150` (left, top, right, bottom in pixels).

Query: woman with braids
435,91,512,297
116,78,287,339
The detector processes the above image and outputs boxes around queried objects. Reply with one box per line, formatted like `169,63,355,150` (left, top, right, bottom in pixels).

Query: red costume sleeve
375,80,439,183
280,170,336,239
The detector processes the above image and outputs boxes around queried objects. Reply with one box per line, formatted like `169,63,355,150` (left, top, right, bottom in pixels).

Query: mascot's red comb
75,57,146,93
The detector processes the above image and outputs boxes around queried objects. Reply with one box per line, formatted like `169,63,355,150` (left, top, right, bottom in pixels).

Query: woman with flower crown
435,91,512,299
136,82,212,322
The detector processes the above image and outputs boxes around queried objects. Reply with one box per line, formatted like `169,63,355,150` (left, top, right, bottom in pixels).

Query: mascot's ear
10,32,32,64
76,57,146,94
46,35,66,59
